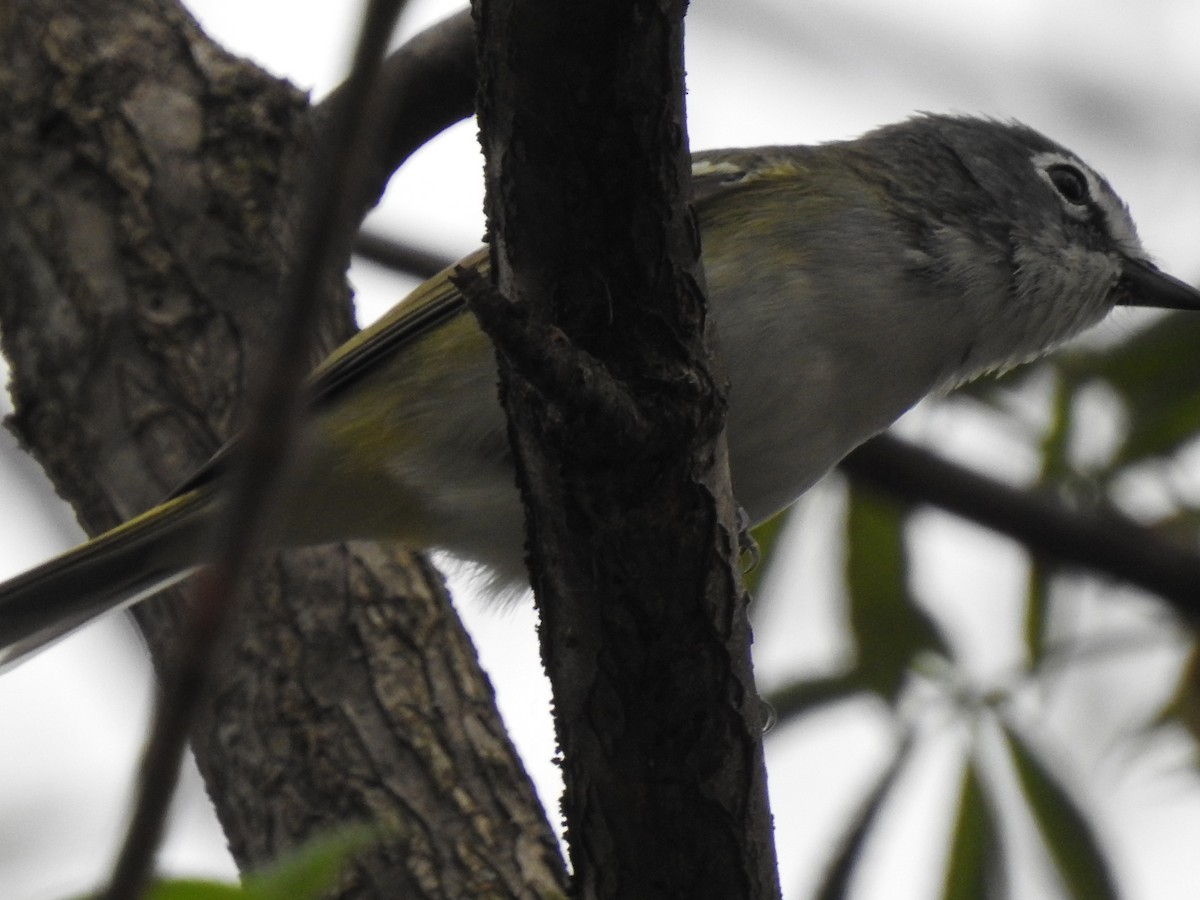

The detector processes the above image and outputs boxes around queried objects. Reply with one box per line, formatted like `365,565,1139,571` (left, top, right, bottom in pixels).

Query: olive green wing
171,248,488,497
173,148,792,498
307,246,488,407
690,147,812,208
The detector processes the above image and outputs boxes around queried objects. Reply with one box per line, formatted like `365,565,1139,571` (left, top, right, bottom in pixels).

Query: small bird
1,114,1197,670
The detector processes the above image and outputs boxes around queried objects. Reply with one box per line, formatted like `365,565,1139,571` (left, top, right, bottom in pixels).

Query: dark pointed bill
1120,258,1200,310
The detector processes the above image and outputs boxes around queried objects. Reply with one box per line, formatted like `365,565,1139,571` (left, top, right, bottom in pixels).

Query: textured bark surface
0,2,564,896
473,1,780,897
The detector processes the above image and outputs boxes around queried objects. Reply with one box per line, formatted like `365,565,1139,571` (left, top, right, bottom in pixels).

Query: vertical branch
471,2,780,897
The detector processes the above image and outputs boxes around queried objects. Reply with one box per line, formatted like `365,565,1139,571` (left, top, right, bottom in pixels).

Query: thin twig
353,230,453,280
318,7,476,225
102,1,413,896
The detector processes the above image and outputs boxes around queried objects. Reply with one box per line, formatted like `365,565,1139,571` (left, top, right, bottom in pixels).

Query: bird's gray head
849,115,1200,377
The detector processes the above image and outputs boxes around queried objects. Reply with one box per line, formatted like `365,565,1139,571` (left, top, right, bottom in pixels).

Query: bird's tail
0,490,214,671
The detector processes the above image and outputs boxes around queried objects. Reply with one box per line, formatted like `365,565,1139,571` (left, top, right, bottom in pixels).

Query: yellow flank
281,247,503,548
310,247,489,380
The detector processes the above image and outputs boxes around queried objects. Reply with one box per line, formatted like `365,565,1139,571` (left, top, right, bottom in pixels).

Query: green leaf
813,729,918,900
763,674,865,726
1000,724,1119,900
1022,374,1073,662
845,485,948,700
1023,560,1053,666
941,758,1002,900
144,881,245,900
242,825,376,900
1069,314,1200,465
1156,644,1200,745
144,824,377,900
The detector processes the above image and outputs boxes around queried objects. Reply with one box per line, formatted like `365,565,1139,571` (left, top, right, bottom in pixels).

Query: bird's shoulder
305,247,488,407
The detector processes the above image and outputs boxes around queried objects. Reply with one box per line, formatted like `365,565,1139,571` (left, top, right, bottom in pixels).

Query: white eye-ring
1031,151,1145,257
1033,152,1097,221
1046,163,1089,206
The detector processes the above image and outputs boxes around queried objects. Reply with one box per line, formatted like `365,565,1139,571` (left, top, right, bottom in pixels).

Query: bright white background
1,1,1199,898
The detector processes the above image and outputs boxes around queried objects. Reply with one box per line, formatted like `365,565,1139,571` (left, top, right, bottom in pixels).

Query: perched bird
1,114,1197,670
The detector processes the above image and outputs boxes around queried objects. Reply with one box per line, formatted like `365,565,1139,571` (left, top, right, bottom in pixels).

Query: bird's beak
1119,257,1200,311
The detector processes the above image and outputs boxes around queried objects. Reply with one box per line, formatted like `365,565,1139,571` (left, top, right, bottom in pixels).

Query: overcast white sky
1,2,1200,898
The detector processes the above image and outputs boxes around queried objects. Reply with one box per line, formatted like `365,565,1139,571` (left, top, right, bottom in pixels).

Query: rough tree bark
470,1,780,898
0,2,563,897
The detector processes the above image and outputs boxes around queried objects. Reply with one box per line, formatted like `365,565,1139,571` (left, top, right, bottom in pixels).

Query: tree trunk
0,2,564,896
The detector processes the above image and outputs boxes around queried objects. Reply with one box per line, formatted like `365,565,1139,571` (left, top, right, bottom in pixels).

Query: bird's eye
1046,164,1089,206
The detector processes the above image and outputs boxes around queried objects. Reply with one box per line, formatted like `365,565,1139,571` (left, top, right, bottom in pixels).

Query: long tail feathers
0,492,213,671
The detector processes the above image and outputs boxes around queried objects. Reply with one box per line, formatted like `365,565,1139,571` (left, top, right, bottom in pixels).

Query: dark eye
1046,164,1089,206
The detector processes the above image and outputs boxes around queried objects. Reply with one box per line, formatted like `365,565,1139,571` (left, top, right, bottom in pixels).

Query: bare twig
317,8,476,225
353,229,453,280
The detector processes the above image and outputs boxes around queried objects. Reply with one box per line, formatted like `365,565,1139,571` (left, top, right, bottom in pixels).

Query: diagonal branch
841,434,1200,626
316,8,477,224
354,229,453,280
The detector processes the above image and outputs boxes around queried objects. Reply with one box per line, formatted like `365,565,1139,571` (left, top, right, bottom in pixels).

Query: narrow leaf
1157,644,1200,746
846,486,947,700
1070,314,1200,465
941,758,1003,900
1024,374,1073,662
143,825,378,900
1023,561,1052,667
813,730,918,900
763,674,863,727
240,825,377,900
1000,725,1119,900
